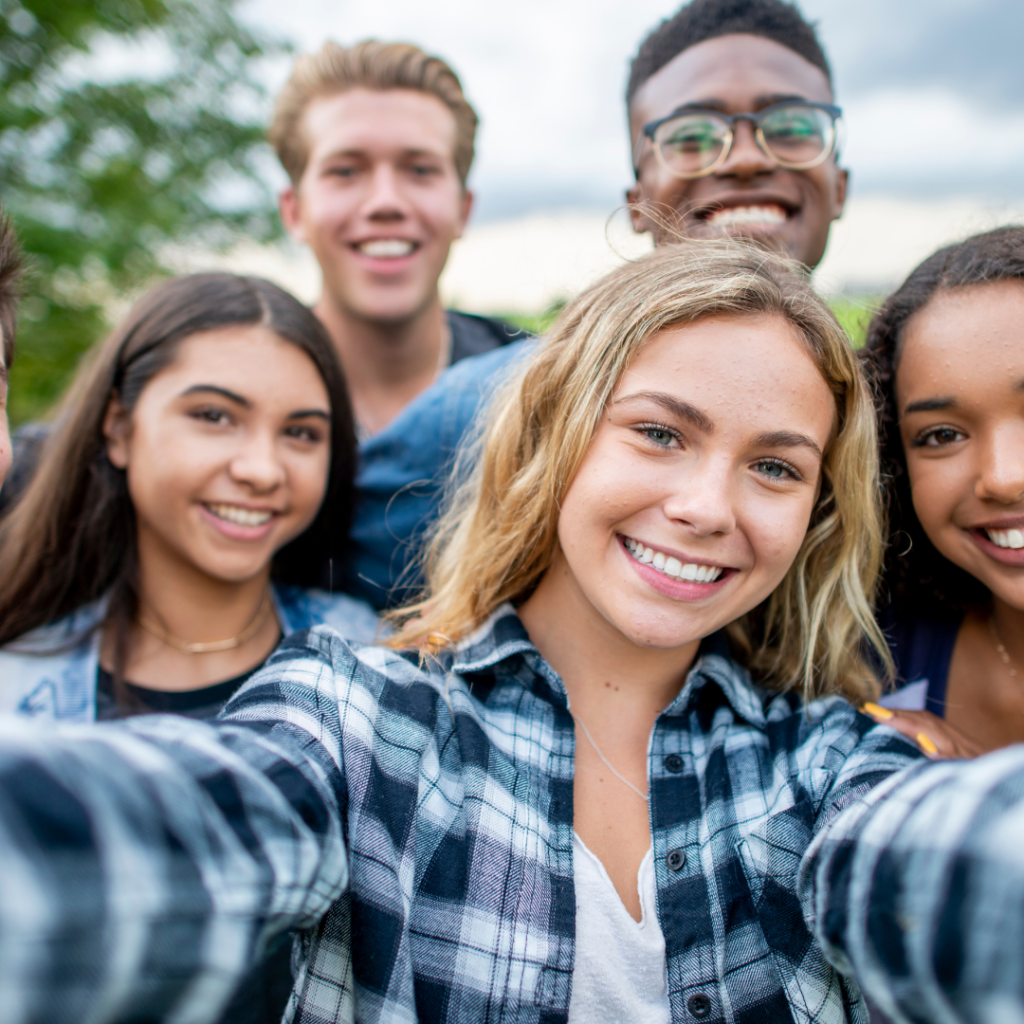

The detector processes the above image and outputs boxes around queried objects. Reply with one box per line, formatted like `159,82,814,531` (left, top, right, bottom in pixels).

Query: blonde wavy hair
389,239,889,703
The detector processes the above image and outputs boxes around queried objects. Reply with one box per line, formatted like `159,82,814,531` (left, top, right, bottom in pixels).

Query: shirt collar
449,604,768,730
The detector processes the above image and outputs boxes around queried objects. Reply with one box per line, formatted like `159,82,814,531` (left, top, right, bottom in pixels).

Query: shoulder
0,600,105,722
761,690,923,791
273,585,382,644
447,310,530,363
224,626,449,739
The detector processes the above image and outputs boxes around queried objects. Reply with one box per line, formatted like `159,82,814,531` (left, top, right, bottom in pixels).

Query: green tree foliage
0,0,287,424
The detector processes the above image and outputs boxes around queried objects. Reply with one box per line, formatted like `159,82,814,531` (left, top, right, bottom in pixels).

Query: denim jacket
0,584,380,723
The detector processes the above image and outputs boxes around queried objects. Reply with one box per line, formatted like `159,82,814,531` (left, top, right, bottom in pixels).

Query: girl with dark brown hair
861,226,1024,758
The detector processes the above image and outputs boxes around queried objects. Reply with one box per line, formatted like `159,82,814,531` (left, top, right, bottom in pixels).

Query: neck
104,525,280,691
518,554,699,728
315,291,449,435
992,595,1024,667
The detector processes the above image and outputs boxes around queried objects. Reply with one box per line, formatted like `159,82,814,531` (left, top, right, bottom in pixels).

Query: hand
860,704,985,760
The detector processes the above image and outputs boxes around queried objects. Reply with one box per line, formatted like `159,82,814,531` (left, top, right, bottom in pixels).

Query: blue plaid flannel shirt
0,605,929,1024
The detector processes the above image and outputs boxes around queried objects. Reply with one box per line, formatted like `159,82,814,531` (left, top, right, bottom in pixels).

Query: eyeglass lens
653,104,835,177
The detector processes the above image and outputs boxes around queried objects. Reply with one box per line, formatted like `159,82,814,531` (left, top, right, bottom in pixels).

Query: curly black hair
627,0,831,107
862,225,1024,618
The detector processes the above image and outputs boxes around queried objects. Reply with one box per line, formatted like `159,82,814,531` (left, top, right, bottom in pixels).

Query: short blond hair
389,239,890,704
269,40,478,186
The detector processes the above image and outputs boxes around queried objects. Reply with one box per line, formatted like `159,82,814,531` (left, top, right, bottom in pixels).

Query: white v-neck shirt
568,832,672,1023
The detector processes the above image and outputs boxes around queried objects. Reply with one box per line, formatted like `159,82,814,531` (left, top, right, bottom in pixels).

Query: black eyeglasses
635,101,843,179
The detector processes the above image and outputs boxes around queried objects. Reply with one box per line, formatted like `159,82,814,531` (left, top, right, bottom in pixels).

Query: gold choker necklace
137,592,274,655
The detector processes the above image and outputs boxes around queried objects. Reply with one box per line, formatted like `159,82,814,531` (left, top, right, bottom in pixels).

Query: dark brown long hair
0,273,356,670
862,225,1024,618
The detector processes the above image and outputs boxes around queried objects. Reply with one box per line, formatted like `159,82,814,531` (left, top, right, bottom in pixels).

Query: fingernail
861,702,893,720
916,732,938,756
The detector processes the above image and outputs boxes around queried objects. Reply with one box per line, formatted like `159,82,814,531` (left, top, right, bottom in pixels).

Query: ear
626,182,649,234
832,166,849,221
279,185,307,243
103,394,132,469
454,188,474,239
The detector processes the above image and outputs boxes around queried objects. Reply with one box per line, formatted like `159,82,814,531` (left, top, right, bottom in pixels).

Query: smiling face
279,88,472,326
896,282,1024,609
546,314,835,650
104,325,332,586
627,34,847,269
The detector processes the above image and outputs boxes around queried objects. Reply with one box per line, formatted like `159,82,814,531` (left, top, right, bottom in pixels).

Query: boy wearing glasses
626,0,847,270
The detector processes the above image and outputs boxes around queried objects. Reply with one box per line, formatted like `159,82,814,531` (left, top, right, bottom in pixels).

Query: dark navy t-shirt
878,609,962,718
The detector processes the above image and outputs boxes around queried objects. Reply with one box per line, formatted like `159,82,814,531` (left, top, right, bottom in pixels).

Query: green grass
829,295,883,349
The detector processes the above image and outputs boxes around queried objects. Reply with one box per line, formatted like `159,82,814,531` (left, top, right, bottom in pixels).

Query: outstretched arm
801,747,1024,1024
0,629,351,1023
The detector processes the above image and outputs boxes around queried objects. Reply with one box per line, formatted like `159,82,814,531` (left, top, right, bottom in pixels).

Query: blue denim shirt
345,340,530,608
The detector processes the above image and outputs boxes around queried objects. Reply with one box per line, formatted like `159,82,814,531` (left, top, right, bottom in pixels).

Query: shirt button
687,992,712,1019
666,848,686,871
664,753,684,773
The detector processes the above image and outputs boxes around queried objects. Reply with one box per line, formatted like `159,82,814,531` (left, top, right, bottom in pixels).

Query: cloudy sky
241,0,1024,221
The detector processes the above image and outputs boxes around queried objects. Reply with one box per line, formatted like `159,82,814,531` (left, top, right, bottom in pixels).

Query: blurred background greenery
1,0,287,425
506,294,880,349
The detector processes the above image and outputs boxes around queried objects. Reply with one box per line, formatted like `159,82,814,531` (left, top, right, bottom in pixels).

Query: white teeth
623,536,723,584
705,204,787,229
207,504,273,527
987,528,1024,550
358,239,415,257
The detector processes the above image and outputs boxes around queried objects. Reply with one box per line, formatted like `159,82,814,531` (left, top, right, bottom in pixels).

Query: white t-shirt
568,832,671,1024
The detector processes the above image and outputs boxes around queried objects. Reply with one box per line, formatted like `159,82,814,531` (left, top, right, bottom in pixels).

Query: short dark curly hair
627,0,832,107
0,212,23,369
861,225,1024,618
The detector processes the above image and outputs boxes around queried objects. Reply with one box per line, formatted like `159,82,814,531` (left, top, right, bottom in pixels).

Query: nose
362,163,410,221
976,422,1024,505
229,429,286,494
662,455,737,536
716,118,776,179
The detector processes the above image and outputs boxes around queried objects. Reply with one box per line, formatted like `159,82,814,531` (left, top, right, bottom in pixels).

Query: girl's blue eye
756,459,796,481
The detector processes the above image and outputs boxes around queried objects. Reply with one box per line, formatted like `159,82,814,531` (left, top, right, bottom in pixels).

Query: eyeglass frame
632,100,844,179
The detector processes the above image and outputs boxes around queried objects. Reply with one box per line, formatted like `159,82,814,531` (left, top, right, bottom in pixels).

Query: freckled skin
626,33,847,268
519,315,835,918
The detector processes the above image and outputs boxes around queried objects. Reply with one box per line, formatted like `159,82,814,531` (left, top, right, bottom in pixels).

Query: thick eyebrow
614,391,715,434
321,146,446,162
181,384,250,407
751,429,823,460
181,385,330,421
287,409,330,421
904,396,956,415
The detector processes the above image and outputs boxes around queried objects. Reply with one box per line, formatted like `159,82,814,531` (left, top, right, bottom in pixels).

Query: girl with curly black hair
861,225,1024,758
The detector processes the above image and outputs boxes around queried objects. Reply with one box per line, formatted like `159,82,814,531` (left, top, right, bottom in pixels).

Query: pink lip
969,528,1024,567
199,504,278,543
618,535,736,601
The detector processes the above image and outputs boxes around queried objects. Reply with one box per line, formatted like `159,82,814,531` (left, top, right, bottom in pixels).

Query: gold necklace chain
570,711,650,804
137,592,274,655
989,617,1021,684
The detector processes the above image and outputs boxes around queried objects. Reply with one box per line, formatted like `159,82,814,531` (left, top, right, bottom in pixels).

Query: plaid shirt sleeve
800,745,1024,1024
0,628,353,1023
